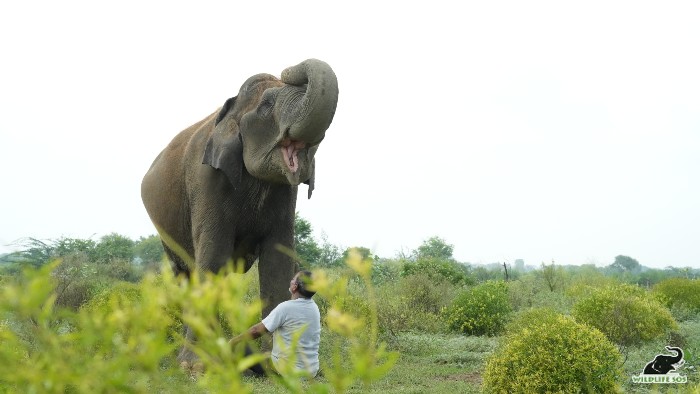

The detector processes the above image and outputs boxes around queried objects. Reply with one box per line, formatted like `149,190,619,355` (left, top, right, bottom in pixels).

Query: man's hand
229,322,269,349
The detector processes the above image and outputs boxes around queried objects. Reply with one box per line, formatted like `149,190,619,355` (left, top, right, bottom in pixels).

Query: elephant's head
658,347,684,371
645,346,685,374
204,59,339,195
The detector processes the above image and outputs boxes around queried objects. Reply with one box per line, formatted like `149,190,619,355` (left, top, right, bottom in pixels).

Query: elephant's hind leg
163,242,191,278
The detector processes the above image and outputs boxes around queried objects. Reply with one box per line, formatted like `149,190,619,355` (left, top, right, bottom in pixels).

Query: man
229,270,321,377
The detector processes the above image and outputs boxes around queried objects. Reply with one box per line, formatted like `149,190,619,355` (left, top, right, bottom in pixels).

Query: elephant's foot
177,347,204,379
180,360,204,380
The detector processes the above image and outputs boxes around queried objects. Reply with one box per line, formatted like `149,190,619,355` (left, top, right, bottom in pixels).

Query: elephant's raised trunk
280,59,339,144
666,346,684,363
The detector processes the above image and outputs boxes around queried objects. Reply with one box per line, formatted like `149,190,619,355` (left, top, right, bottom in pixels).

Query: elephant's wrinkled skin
141,59,338,362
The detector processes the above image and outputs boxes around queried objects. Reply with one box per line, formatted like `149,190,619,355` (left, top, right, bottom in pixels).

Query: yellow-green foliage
483,314,622,393
442,281,511,336
307,249,399,393
0,262,178,393
505,307,561,334
376,273,459,336
572,284,677,348
654,278,700,314
81,281,141,312
0,253,397,393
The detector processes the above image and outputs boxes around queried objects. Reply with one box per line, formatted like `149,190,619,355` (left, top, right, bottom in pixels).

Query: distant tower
514,259,525,271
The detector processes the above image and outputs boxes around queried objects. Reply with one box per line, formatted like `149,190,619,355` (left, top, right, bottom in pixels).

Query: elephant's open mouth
280,139,306,173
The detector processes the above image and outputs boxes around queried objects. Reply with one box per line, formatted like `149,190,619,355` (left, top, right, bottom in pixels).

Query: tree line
2,215,698,288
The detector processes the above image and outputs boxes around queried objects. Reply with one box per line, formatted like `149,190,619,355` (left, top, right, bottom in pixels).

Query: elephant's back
141,112,218,239
142,111,218,184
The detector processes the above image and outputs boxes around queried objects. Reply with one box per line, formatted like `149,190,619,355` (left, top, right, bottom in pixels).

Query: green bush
49,254,143,310
81,281,142,312
98,258,142,282
52,253,102,310
483,314,622,393
572,284,677,348
507,275,572,313
654,278,700,317
442,281,511,336
0,260,397,393
0,262,178,393
505,307,562,334
376,273,459,336
401,257,473,286
370,259,402,285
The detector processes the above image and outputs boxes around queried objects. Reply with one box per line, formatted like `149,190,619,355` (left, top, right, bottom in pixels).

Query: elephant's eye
258,98,274,116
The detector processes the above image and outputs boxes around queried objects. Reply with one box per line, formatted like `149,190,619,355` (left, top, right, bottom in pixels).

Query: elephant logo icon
632,346,687,384
643,346,685,375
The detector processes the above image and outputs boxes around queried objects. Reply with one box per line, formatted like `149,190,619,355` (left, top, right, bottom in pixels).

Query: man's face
289,273,300,294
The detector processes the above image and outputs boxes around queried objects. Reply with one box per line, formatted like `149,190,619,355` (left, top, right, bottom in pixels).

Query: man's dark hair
296,270,316,298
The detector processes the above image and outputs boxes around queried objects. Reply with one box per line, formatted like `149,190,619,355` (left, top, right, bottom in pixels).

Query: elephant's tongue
281,140,305,173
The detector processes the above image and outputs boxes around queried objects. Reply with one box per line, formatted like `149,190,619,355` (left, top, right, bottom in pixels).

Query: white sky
1,1,698,268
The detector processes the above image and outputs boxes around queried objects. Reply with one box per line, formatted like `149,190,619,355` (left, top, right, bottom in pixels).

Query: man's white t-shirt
261,298,321,377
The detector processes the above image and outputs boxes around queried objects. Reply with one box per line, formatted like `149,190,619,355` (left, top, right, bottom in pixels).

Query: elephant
141,59,339,363
643,346,684,374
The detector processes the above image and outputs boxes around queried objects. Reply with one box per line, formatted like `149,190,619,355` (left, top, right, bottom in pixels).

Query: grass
234,322,699,394
237,332,495,394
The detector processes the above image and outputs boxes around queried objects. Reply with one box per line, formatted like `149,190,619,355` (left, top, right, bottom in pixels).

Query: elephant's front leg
258,236,296,320
177,234,236,365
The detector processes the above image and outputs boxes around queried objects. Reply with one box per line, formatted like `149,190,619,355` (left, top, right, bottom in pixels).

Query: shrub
81,281,142,312
442,281,511,336
505,307,561,334
370,259,401,285
52,253,101,310
564,267,617,300
0,259,397,393
508,275,571,313
483,314,622,393
50,254,142,310
654,278,700,316
98,258,142,282
401,257,473,286
507,274,540,311
376,273,459,336
572,284,677,348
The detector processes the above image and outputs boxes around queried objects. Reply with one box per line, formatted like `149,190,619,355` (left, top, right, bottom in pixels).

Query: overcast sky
1,1,698,268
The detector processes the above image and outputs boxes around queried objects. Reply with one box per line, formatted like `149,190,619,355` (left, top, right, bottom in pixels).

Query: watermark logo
632,346,687,384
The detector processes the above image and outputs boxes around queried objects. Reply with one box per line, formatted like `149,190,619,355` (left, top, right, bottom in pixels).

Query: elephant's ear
215,96,236,126
203,103,243,188
303,157,315,199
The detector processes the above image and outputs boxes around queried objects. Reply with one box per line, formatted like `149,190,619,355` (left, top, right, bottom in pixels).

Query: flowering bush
442,280,511,336
0,252,397,393
572,284,677,348
654,278,700,317
505,307,561,334
483,313,622,393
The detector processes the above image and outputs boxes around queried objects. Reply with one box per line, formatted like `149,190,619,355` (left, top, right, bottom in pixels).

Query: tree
2,237,97,267
53,237,97,259
609,255,641,273
401,258,473,286
134,235,165,265
317,233,343,268
294,214,321,266
341,246,376,262
414,236,454,261
2,238,55,267
93,233,135,263
540,261,562,292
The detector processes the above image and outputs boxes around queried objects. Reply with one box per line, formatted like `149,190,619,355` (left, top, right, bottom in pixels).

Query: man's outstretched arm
229,322,269,348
